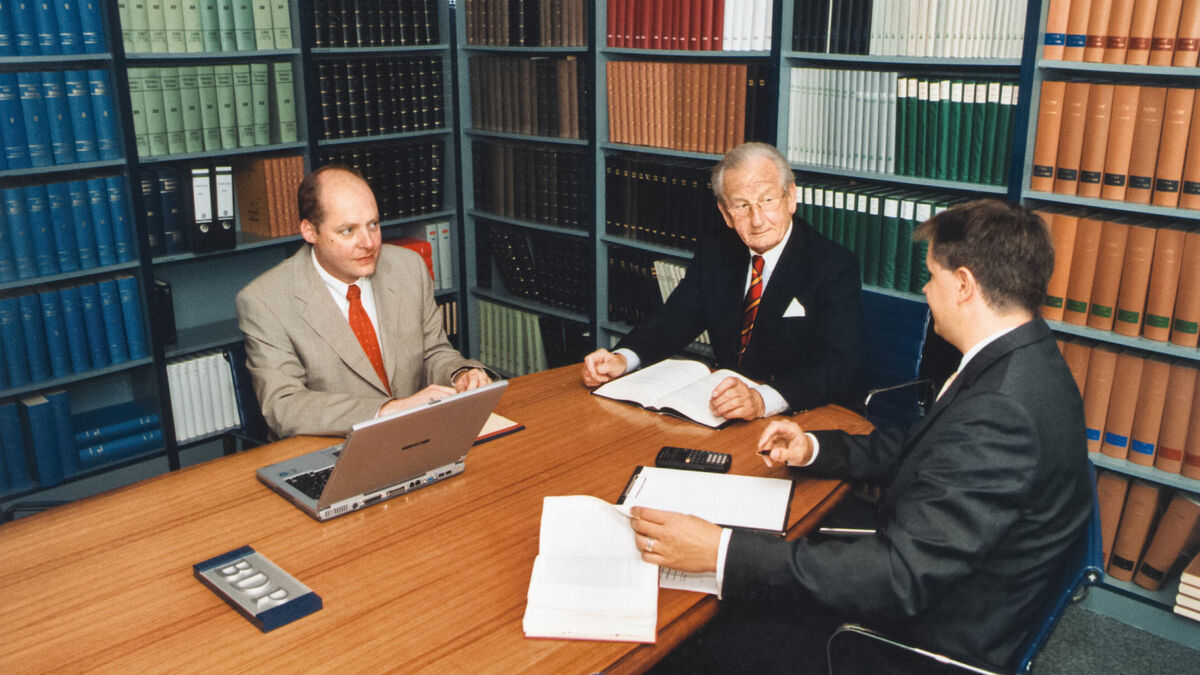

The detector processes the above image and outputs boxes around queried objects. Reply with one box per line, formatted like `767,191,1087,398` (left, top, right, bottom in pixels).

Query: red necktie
347,284,391,395
739,255,765,362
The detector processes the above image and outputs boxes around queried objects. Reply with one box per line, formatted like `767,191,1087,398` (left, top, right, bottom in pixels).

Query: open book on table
591,358,757,428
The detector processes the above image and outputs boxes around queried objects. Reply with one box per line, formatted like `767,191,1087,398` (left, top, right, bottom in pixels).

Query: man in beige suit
236,166,490,439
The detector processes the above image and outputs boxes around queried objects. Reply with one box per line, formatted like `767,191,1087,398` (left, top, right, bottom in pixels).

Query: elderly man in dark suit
631,199,1093,673
582,142,864,420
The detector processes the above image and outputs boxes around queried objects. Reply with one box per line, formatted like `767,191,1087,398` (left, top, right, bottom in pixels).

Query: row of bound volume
1098,471,1200,594
607,0,773,52
117,0,293,53
476,221,591,315
0,70,120,171
0,0,106,56
471,139,590,232
467,54,587,140
166,349,243,444
310,0,437,48
464,0,586,47
317,139,446,220
315,57,444,140
1044,0,1200,67
605,153,724,252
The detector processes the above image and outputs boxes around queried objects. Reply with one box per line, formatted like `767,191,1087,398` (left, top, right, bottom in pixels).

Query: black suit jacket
618,218,864,411
723,318,1093,671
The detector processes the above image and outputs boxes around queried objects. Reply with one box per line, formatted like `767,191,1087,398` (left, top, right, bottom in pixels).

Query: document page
618,466,793,534
592,359,712,408
652,369,757,428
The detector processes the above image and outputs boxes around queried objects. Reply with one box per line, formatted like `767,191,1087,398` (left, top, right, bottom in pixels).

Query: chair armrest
863,378,934,409
826,623,1004,675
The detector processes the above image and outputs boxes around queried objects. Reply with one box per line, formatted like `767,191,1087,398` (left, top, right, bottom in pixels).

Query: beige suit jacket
235,244,483,438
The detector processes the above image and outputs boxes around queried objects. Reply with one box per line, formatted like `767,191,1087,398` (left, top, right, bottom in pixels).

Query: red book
385,237,434,280
689,0,702,50
700,0,714,50
711,0,725,49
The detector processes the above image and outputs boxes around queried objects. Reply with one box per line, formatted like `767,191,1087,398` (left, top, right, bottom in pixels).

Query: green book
231,63,254,147
178,66,203,152
232,0,255,51
147,0,168,52
117,0,133,52
894,76,909,175
895,196,917,291
861,192,882,287
993,83,1017,186
160,67,186,154
978,81,1002,185
913,78,928,178
141,68,169,156
903,77,918,176
853,191,871,275
270,61,297,143
126,69,150,158
195,65,221,150
911,200,935,293
823,187,838,243
199,0,219,51
269,0,290,48
925,80,941,179
833,189,850,251
250,62,269,145
251,0,273,50
213,64,237,149
956,81,977,183
968,82,988,184
879,195,901,290
128,0,151,53
181,0,204,52
163,0,186,52
810,186,827,238
216,0,235,50
944,81,962,181
799,184,815,226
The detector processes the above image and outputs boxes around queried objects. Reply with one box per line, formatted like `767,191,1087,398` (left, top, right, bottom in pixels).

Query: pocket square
783,298,806,317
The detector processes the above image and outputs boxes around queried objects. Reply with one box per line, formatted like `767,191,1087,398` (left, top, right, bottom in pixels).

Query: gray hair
710,142,793,202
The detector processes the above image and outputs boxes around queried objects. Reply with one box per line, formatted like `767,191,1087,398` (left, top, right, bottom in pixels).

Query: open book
592,359,756,428
523,496,659,643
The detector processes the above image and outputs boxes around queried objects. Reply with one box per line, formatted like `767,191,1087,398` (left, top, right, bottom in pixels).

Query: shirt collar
753,223,793,272
311,246,370,298
957,324,1019,373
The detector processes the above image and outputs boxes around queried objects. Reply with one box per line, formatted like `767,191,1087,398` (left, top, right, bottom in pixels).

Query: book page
592,359,712,409
619,466,793,533
652,368,758,428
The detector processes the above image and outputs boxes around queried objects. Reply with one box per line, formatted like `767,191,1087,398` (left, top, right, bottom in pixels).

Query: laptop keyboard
286,466,333,500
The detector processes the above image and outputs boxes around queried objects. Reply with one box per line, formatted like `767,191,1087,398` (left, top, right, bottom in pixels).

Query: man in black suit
581,142,863,420
631,199,1093,673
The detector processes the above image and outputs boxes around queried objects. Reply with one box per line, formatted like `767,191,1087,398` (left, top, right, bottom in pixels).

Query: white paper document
617,466,794,534
592,359,757,428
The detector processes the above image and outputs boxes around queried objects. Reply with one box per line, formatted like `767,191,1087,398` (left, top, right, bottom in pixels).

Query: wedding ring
647,539,654,553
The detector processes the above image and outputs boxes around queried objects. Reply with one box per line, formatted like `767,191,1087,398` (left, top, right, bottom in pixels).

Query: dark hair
913,199,1053,316
710,142,792,203
297,164,368,228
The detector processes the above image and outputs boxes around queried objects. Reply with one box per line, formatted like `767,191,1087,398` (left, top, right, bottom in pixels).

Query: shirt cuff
613,348,641,373
751,383,789,417
714,526,733,599
785,433,820,467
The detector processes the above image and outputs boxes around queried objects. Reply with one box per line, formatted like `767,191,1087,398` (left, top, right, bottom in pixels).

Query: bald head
297,165,371,230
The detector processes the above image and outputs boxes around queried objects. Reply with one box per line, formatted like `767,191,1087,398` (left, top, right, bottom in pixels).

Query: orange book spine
1065,0,1095,60
1044,211,1080,320
732,64,748,148
724,63,739,151
605,62,620,143
1113,223,1158,336
1152,88,1197,208
1101,85,1143,201
1064,215,1106,325
1054,82,1092,195
1108,480,1162,581
1185,376,1200,479
1125,0,1162,64
1171,230,1200,346
1100,349,1146,459
1124,87,1167,205
1143,227,1187,340
1155,363,1198,473
1149,0,1186,66
1031,81,1068,192
1083,344,1121,452
1062,338,1093,395
1077,84,1116,198
1086,0,1118,61
1088,219,1131,330
1104,0,1139,62
1135,492,1200,590
1045,0,1074,60
1174,0,1200,66
1097,471,1131,567
1178,90,1200,209
1128,356,1172,466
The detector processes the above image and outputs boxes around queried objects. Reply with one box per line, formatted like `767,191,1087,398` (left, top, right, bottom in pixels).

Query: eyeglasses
725,191,787,219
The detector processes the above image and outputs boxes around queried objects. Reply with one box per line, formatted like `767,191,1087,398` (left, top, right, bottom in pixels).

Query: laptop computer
257,380,508,521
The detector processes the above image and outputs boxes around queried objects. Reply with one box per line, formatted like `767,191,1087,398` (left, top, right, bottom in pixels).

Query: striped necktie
739,255,765,362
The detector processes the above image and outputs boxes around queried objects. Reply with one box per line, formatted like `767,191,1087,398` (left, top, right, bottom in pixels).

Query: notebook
257,380,508,521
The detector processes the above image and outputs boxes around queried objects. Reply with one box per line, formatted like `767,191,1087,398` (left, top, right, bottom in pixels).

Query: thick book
1143,226,1186,341
18,291,51,383
1087,218,1131,331
1171,230,1200,346
58,284,90,373
1149,0,1185,66
1113,222,1157,336
1030,80,1066,192
1097,470,1131,567
1186,387,1200,480
1042,210,1079,321
1151,87,1194,207
1100,84,1142,201
1103,0,1138,63
1077,84,1116,198
87,69,119,161
45,388,76,477
1044,0,1072,59
1128,356,1172,466
1100,349,1146,459
1108,479,1162,581
1179,90,1200,210
77,281,110,369
1155,363,1198,473
1063,214,1106,325
1135,491,1200,590
78,428,163,468
1053,81,1091,195
38,287,71,378
20,393,62,486
1123,86,1167,204
592,358,756,428
1064,0,1094,61
0,400,32,490
115,275,148,359
1176,0,1200,66
1085,0,1117,62
1062,338,1093,396
96,277,129,364
523,495,659,643
1125,0,1161,64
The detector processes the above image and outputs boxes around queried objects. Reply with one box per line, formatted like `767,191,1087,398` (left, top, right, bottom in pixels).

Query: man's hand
756,419,814,468
709,376,765,421
581,348,628,387
378,384,456,416
629,506,723,573
452,367,492,392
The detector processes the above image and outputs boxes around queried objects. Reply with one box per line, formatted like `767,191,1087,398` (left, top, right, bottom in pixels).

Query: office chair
224,343,270,449
824,464,1105,675
858,291,946,429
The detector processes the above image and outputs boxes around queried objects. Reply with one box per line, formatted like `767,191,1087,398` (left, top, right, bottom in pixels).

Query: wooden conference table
0,365,871,673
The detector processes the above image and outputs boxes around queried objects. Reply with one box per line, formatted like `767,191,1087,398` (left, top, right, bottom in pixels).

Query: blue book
67,180,97,268
20,393,62,485
0,322,6,389
23,184,57,276
38,287,71,378
73,400,158,447
62,70,97,162
44,181,79,272
9,0,36,56
78,427,162,469
2,187,36,279
16,71,51,167
115,275,147,359
45,388,77,476
0,399,31,490
77,281,109,368
18,291,51,382
38,65,75,165
157,168,187,253
96,277,128,364
0,193,14,282
0,0,15,57
87,69,118,161
31,0,59,55
0,72,30,169
85,177,115,265
104,175,134,262
76,0,102,53
51,0,81,54
58,283,89,372
0,295,29,385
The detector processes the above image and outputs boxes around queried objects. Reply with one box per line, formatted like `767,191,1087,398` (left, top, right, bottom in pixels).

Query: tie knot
752,255,764,274
346,284,361,301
